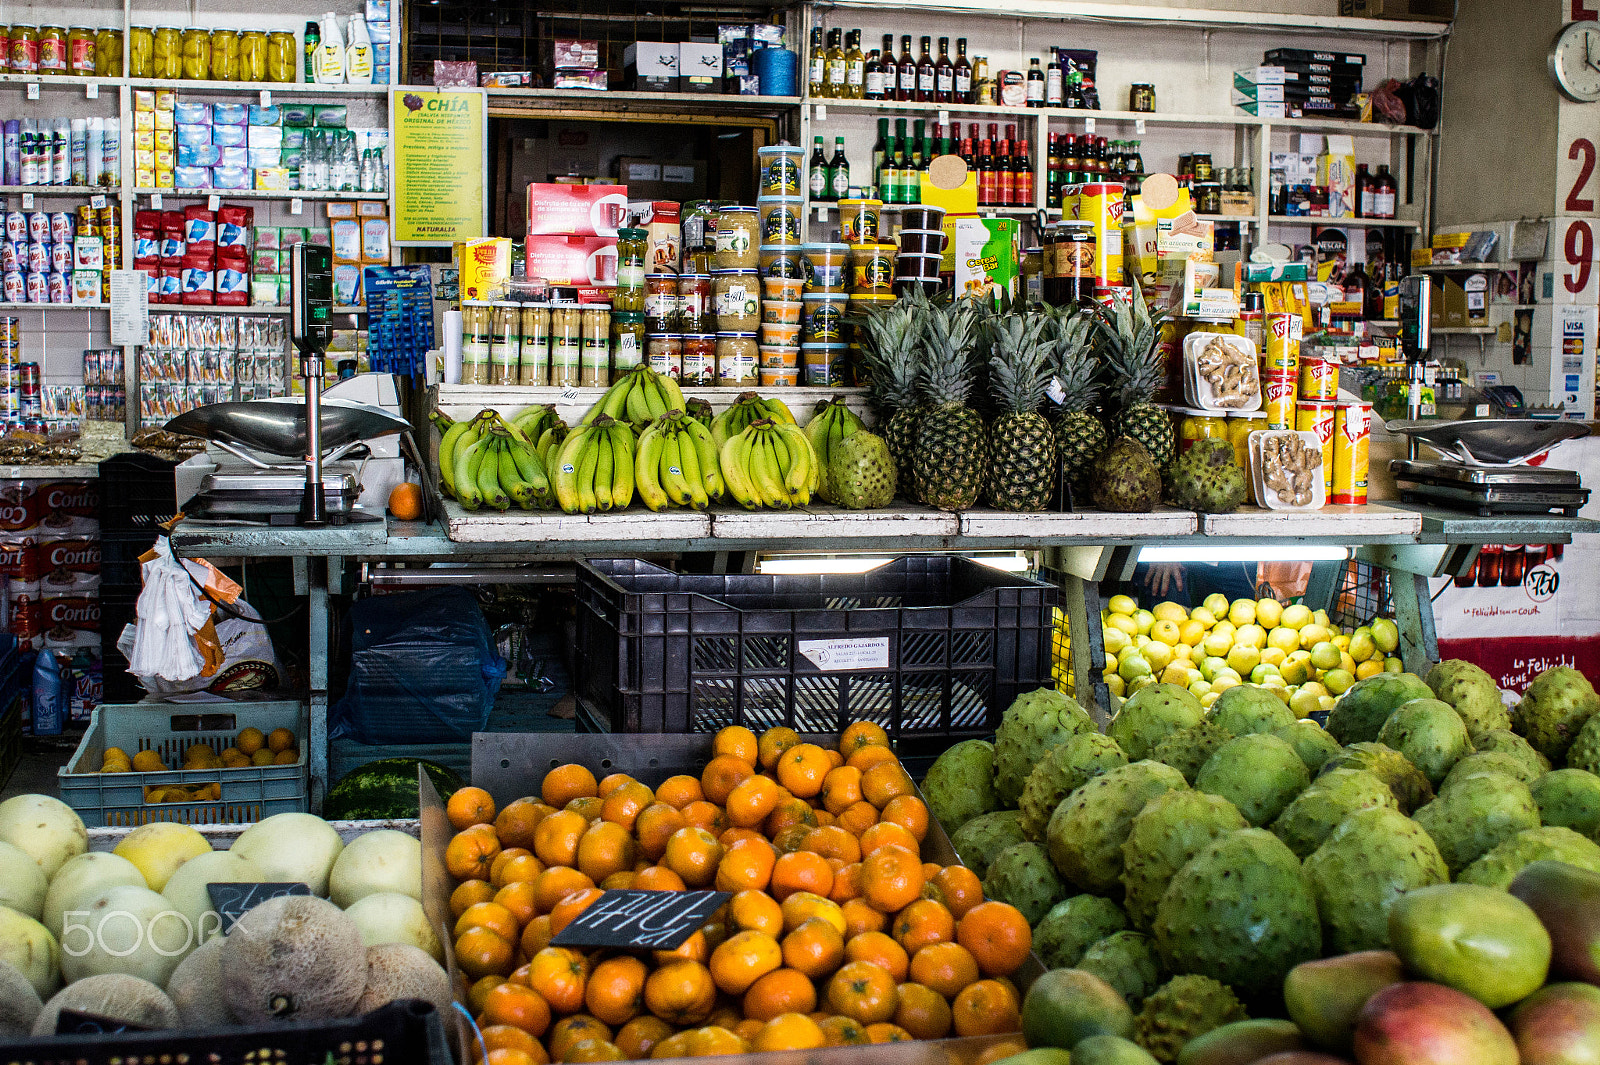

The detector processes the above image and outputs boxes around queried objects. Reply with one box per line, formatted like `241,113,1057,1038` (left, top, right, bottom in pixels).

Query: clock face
1553,22,1600,103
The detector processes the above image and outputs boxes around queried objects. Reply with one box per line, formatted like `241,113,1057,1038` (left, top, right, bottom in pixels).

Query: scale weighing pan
165,398,410,458
1385,418,1590,465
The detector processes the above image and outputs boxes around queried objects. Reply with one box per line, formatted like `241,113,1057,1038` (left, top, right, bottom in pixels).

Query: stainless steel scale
1388,419,1592,517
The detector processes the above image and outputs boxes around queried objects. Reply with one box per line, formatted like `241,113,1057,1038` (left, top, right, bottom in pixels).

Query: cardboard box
679,42,723,93
1320,135,1357,219
624,42,679,92
525,234,618,286
454,237,512,300
1337,0,1453,19
552,39,600,70
947,217,1019,305
1463,272,1489,322
527,182,629,237
616,157,706,201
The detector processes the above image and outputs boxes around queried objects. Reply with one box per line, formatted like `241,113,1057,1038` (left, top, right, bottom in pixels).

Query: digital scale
1392,459,1591,516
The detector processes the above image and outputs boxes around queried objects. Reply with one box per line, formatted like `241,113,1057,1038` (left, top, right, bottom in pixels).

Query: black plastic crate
99,531,157,589
575,556,1056,739
97,452,178,533
98,589,138,705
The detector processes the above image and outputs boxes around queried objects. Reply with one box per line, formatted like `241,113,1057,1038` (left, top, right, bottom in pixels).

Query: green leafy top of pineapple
1082,286,1167,408
918,297,983,408
856,291,927,417
987,312,1054,418
1047,308,1102,416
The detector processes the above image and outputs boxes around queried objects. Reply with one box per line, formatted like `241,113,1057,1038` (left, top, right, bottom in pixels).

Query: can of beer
1296,399,1337,495
21,362,40,389
1332,400,1372,505
1264,312,1299,375
1299,357,1338,401
25,212,48,243
48,212,71,245
1264,373,1297,429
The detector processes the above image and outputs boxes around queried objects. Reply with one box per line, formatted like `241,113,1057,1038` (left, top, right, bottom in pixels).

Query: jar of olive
209,29,239,81
181,28,211,80
37,26,66,74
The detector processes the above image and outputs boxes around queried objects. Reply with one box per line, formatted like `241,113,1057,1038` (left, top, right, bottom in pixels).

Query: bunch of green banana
437,409,491,501
587,365,687,431
685,397,714,427
718,418,819,511
553,413,635,514
534,419,569,473
635,409,724,511
437,408,552,512
710,392,797,448
511,403,560,443
803,397,866,504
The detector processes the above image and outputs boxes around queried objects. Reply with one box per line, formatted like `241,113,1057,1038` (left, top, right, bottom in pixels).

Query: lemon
1189,607,1217,627
1151,619,1182,646
1332,633,1351,651
1211,620,1237,642
1173,643,1194,661
1289,687,1322,718
1268,626,1301,653
1202,630,1233,658
1135,633,1151,648
1280,658,1313,686
1108,594,1138,616
1179,620,1208,646
1228,598,1257,626
1152,601,1188,624
1129,674,1158,694
131,749,166,772
1143,642,1174,673
1309,641,1342,671
1200,691,1221,710
1133,609,1155,636
1349,629,1378,662
1105,674,1126,698
1188,679,1212,699
1372,618,1400,654
1356,659,1385,680
1281,604,1313,629
1250,663,1281,684
1104,627,1131,655
236,728,265,755
1105,651,1119,673
1234,623,1267,650
1106,614,1139,637
1339,651,1358,674
1161,663,1192,687
1260,646,1287,668
1226,644,1261,675
1298,623,1332,649
1211,674,1240,695
1384,656,1405,673
1322,668,1355,695
1199,656,1229,682
1203,593,1230,617
1119,652,1152,682
1313,609,1332,629
1255,597,1285,629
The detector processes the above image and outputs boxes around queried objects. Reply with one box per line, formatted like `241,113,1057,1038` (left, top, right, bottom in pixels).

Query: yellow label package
1125,174,1198,286
454,237,512,301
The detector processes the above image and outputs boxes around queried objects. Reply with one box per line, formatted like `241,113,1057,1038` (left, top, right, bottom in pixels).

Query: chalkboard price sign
549,889,730,950
207,881,311,933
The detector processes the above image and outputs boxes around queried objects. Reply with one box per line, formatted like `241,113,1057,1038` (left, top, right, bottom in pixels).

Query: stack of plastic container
754,145,803,387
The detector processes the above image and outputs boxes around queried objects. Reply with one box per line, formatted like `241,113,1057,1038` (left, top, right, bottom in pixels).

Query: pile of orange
442,723,1033,1065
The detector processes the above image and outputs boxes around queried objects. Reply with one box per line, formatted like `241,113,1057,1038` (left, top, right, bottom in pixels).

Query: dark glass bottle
807,27,825,98
1026,57,1045,108
1355,162,1373,218
865,34,892,100
935,37,954,103
916,36,935,102
953,39,972,103
808,135,828,199
1014,137,1033,207
998,124,1015,204
897,35,916,102
872,117,889,190
828,136,850,200
976,129,994,207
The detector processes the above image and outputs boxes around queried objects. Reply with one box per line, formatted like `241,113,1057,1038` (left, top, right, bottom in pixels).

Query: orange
652,928,710,967
715,837,776,893
803,824,862,865
839,720,890,754
662,827,725,888
601,871,637,890
496,799,558,851
576,821,636,884
781,918,844,978
893,982,952,1040
779,891,845,935
700,754,755,806
643,959,717,1026
452,879,496,918
456,901,521,944
519,915,554,957
584,955,648,1027
533,810,588,868
830,862,864,904
770,850,833,901
448,826,503,882
775,743,831,799
841,896,886,937
632,803,686,861
528,947,590,1015
680,800,729,837
825,960,900,1025
922,861,943,881
484,1048,544,1065
712,725,760,765
820,766,864,815
495,881,539,926
734,1018,765,1043
482,981,553,1037
456,926,515,980
769,824,811,855
908,941,980,999
654,774,703,809
632,865,687,892
880,795,929,842
958,901,1033,977
486,845,531,883
542,764,599,808
952,979,1021,1036
494,852,547,889
752,1013,827,1052
548,887,605,935
480,1025,541,1058
865,1023,912,1043
548,1017,612,1062
757,726,802,771
449,786,498,831
597,772,633,797
725,775,783,829
836,801,879,836
861,762,915,810
533,867,595,914
651,1027,748,1060
846,745,898,773
861,845,924,913
708,929,783,995
894,899,955,954
742,967,816,1022
845,930,909,981
932,866,984,919
819,1015,871,1046
600,781,654,832
859,821,920,859
566,796,605,822
562,1038,624,1063
614,1016,673,1060
470,975,507,1014
727,888,785,936
719,826,765,847
764,797,818,837
814,808,837,827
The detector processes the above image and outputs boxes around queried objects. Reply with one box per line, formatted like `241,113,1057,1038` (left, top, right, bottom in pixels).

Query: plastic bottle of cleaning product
304,20,319,83
32,649,62,736
345,15,373,85
315,12,345,84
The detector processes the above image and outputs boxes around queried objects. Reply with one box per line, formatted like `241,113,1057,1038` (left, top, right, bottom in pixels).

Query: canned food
757,197,803,245
757,145,803,197
1299,357,1338,401
24,271,44,303
1264,312,1300,374
49,243,70,273
1263,373,1296,430
801,343,848,387
19,362,37,387
0,244,16,274
26,243,47,273
1332,401,1371,505
1295,400,1336,495
838,198,882,244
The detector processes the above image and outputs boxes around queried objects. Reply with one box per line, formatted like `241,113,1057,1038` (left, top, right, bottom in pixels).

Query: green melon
321,759,463,821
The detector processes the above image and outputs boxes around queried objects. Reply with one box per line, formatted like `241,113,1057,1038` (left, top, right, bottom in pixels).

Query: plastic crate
59,700,308,827
575,556,1056,739
96,451,178,534
99,530,157,589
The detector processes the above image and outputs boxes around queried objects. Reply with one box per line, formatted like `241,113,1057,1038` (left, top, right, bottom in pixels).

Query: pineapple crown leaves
1078,287,1167,407
986,312,1055,417
918,299,982,408
1047,312,1103,416
857,299,925,415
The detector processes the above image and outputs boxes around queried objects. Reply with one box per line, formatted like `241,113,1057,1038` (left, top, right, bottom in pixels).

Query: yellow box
916,171,978,216
133,111,154,131
455,237,513,301
154,109,174,130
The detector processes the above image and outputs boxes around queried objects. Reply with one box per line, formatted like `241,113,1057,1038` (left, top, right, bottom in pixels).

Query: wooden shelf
1268,216,1423,231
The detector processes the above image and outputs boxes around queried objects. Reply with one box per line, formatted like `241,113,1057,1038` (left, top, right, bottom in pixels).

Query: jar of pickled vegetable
238,29,267,82
209,29,239,81
128,27,153,77
94,29,122,75
37,26,66,74
265,30,295,83
10,26,38,74
151,27,182,79
66,27,93,75
181,28,210,80
0,28,11,73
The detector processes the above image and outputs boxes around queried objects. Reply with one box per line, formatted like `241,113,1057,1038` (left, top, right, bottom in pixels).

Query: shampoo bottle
315,12,345,84
345,15,373,85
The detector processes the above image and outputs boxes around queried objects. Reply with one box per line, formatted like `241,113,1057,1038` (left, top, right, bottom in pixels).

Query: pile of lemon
97,726,301,804
1100,593,1405,716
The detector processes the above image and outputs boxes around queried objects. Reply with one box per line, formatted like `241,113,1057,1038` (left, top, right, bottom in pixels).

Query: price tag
559,385,581,402
207,194,221,211
799,637,890,671
86,83,98,99
26,82,39,100
91,194,106,209
1085,118,1096,134
207,882,311,935
290,198,304,215
1135,119,1146,134
21,194,32,210
815,104,827,121
550,889,730,950
817,205,829,221
109,269,151,346
261,90,272,107
151,193,163,208
938,109,949,127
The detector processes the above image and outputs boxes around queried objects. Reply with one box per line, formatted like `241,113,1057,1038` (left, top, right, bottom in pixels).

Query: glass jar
0,28,11,73
716,333,759,386
210,29,240,81
681,200,716,264
1129,83,1156,113
712,206,759,269
459,301,492,385
580,305,612,387
550,306,582,387
94,28,122,76
181,28,211,80
128,26,153,77
681,333,715,386
1227,411,1264,502
1191,153,1214,182
613,227,647,313
646,333,682,381
265,30,296,83
644,273,681,332
66,27,94,76
1180,409,1227,453
151,27,183,80
712,270,760,332
488,302,521,386
36,26,66,74
611,312,645,373
519,303,551,384
677,273,711,332
238,29,268,82
9,26,36,74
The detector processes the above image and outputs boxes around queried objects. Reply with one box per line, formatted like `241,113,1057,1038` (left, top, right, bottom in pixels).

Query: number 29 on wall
1565,137,1597,297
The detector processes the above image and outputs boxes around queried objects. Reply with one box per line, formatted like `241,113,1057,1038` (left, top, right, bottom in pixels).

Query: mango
1020,969,1135,1050
1509,982,1600,1065
1176,1019,1303,1065
1071,1036,1160,1065
1387,883,1551,1008
1283,950,1404,1052
1509,859,1600,984
1354,982,1517,1065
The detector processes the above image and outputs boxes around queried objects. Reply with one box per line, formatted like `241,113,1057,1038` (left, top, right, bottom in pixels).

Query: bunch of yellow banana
553,413,635,514
438,408,552,511
588,365,688,430
803,396,865,503
710,392,796,448
635,410,724,511
719,418,819,510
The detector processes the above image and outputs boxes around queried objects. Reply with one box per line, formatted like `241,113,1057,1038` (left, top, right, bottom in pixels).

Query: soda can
49,242,71,274
1263,372,1297,430
48,212,72,245
1,273,21,303
25,212,48,243
1332,400,1372,505
3,212,24,242
20,391,40,419
1264,312,1300,374
46,272,67,304
24,272,45,304
26,243,47,274
1295,399,1336,495
21,362,40,388
1299,357,1339,401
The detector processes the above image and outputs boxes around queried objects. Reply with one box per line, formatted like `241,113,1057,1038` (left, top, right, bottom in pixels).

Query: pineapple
985,312,1057,512
1049,310,1108,507
913,299,988,511
856,294,926,498
1092,286,1174,468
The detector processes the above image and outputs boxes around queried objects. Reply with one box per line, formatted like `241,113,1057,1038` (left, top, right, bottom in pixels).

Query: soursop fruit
1270,768,1399,859
949,810,1027,879
1019,733,1129,841
1326,672,1434,745
1153,829,1321,1000
994,688,1098,807
1411,770,1541,874
1150,722,1235,785
1166,438,1247,514
1120,790,1248,930
1093,437,1163,513
1376,698,1473,785
1133,975,1248,1064
1532,768,1600,837
1473,729,1552,778
1078,932,1165,1010
1194,734,1310,827
1427,659,1511,740
921,739,998,835
1047,761,1189,894
1303,806,1448,953
1109,685,1205,762
1514,666,1600,763
1568,711,1600,774
983,842,1068,925
827,430,897,509
1034,895,1128,970
1318,742,1434,813
1272,720,1344,774
1209,685,1297,737
1442,750,1542,791
1457,825,1600,888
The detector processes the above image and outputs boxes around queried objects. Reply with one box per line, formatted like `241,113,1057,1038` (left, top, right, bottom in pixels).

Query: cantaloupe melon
43,852,147,939
343,891,442,961
0,958,44,1036
59,884,193,987
161,850,260,944
112,822,212,892
0,839,47,919
353,943,451,1015
230,813,344,896
166,936,232,1028
0,795,87,879
220,894,367,1022
32,974,178,1036
0,905,60,998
